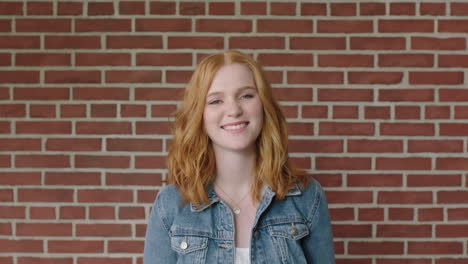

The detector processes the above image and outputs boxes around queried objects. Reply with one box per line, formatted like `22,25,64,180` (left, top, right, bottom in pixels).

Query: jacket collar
190,182,302,212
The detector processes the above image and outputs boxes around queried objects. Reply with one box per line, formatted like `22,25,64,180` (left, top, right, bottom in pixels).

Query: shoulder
287,178,328,222
152,184,185,219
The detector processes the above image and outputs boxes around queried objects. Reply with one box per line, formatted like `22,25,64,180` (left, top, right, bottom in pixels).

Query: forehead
208,63,255,93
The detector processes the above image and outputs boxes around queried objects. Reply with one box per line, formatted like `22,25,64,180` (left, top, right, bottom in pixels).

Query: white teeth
223,123,247,130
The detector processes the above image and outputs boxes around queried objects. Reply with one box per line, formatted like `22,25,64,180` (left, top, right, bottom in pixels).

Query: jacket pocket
267,221,309,264
170,235,208,263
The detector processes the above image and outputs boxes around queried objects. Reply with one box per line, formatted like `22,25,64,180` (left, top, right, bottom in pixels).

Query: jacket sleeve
302,180,336,264
143,191,177,264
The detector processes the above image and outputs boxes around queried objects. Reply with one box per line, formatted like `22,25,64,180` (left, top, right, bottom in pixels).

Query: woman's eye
208,100,221,105
241,94,254,99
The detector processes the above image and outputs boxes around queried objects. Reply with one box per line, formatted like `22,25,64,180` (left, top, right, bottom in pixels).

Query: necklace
214,183,251,215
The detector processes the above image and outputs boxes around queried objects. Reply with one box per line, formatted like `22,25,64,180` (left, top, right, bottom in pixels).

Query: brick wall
1,0,467,263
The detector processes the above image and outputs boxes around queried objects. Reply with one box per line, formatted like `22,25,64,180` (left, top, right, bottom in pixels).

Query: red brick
122,104,146,117
0,71,39,84
106,70,161,83
168,36,223,49
333,224,371,238
197,19,251,33
380,123,434,136
258,53,313,67
349,72,403,84
48,240,103,253
78,190,132,203
16,53,70,67
291,37,346,50
408,140,463,153
390,3,415,15
348,173,402,186
76,121,132,135
91,104,116,118
0,224,12,235
380,19,433,32
46,172,101,185
302,106,328,118
439,54,468,67
0,104,25,117
376,157,431,170
0,2,23,15
316,157,371,170
0,53,10,65
151,104,176,118
17,19,70,33
438,191,468,203
166,70,192,84
18,189,73,203
136,53,192,66
209,2,234,15
378,191,433,204
319,54,373,67
395,106,420,119
451,3,468,15
108,240,144,253
288,139,343,153
58,2,82,15
425,105,450,119
18,257,72,264
16,155,70,168
73,87,129,100
318,88,373,102
61,104,86,118
45,71,100,84
437,158,468,170
359,208,384,221
135,88,184,101
349,242,403,255
319,122,374,136
0,189,13,201
89,206,115,219
439,20,468,32
286,122,313,135
258,19,312,33
440,123,468,136
149,1,176,15
389,208,414,220
241,2,266,15
0,240,42,253
180,2,205,15
0,206,26,218
0,155,11,167
365,106,390,119
288,71,343,84
76,224,131,237
436,225,468,237
0,20,11,33
17,223,71,237
136,18,191,32
377,225,431,237
29,206,56,219
440,89,468,102
300,3,327,15
360,3,385,16
455,106,468,119
332,105,358,119
75,155,130,169
45,36,100,49
448,208,468,220
135,156,166,169
60,206,86,220
419,208,444,221
379,89,434,102
412,37,465,50
14,88,69,101
119,207,146,219
106,138,162,152
351,37,406,50
77,257,131,264
0,172,40,186
271,2,295,16
107,36,163,49
331,3,356,16
16,121,71,135
106,173,162,186
319,20,373,33
30,104,56,118
76,53,131,66
76,19,130,32
421,3,445,16
27,2,53,15
273,88,313,102
88,2,114,15
408,242,462,254
348,139,403,153
379,54,434,67
46,138,102,152
119,1,145,15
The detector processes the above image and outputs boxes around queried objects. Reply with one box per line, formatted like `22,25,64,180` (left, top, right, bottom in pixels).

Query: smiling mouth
221,122,249,131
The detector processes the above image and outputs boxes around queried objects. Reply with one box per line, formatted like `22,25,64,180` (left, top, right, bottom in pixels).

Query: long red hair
167,50,309,207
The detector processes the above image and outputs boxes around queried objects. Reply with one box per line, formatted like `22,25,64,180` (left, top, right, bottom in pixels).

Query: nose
226,99,243,117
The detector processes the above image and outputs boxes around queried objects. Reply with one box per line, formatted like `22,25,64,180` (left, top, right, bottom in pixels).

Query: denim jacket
143,178,335,264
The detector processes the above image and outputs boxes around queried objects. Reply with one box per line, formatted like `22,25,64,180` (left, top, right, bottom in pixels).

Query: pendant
233,208,241,214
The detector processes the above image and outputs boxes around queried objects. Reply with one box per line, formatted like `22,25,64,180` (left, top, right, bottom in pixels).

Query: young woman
143,50,335,264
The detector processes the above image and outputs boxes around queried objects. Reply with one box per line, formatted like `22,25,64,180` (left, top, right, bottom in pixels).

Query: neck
212,147,256,196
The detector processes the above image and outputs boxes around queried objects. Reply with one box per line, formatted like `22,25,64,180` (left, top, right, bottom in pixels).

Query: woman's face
203,63,264,153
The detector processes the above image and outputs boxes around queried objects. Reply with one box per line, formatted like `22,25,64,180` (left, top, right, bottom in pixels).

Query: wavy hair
167,50,309,207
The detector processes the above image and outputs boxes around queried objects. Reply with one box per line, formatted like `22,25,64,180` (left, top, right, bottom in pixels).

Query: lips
221,121,249,131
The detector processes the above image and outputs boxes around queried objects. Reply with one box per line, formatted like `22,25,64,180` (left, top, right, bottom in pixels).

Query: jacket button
180,241,188,249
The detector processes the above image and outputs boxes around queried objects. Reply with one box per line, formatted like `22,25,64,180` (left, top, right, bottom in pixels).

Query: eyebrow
206,86,256,98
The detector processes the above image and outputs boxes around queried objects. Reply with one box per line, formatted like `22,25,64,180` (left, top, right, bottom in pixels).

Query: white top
235,247,250,264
